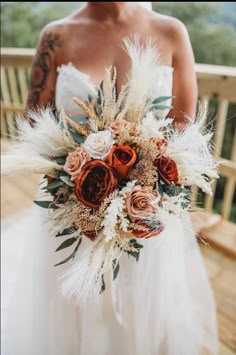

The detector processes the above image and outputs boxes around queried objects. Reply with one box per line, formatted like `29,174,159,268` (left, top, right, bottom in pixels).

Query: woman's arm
168,19,198,128
25,24,64,115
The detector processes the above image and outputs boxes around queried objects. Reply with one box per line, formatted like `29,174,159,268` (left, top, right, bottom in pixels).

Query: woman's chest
56,23,173,92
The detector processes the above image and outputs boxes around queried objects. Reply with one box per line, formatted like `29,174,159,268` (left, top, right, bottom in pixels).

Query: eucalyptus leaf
164,184,184,196
88,94,93,103
153,105,173,111
59,175,75,187
34,200,55,209
56,227,77,237
158,182,164,196
55,237,77,252
127,250,140,262
97,89,102,105
46,179,63,190
112,259,120,281
99,81,104,93
70,116,89,123
152,96,174,105
55,157,67,165
126,239,143,262
54,238,82,266
70,130,84,144
100,274,106,294
128,239,144,250
68,126,84,144
143,220,157,229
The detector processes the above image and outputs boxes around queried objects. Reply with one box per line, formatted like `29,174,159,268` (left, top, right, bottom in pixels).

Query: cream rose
125,185,156,222
63,147,91,180
83,130,114,160
109,119,139,138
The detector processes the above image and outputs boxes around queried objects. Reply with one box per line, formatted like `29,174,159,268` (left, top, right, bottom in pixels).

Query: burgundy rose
154,156,178,185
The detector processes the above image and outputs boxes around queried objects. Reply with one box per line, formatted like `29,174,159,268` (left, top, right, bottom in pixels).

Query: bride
2,2,218,355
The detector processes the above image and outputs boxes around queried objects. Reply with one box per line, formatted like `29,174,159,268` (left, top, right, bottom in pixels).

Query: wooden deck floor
1,173,236,354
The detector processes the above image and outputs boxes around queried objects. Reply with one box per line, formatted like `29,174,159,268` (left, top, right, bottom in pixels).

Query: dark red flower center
82,167,107,204
115,150,132,165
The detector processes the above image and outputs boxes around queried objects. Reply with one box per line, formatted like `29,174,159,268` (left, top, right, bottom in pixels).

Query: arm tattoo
26,32,63,109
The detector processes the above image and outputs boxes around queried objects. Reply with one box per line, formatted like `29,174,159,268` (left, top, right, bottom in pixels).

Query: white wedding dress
1,63,218,355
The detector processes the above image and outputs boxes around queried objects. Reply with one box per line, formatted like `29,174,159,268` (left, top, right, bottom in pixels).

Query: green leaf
68,126,84,144
97,89,102,105
46,179,63,190
70,116,89,123
164,184,184,196
153,105,173,111
128,239,144,250
112,259,120,281
54,238,82,266
59,120,65,130
127,250,140,262
71,131,84,144
55,237,77,252
157,182,164,196
34,200,55,209
88,94,93,103
152,96,174,105
99,81,104,93
55,156,67,165
59,175,75,187
126,239,144,262
56,227,77,237
100,274,106,294
143,220,157,229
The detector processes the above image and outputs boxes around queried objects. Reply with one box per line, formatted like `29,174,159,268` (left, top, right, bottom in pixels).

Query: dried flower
109,119,139,138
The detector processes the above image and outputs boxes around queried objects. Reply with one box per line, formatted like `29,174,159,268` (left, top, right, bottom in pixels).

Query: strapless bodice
55,63,173,118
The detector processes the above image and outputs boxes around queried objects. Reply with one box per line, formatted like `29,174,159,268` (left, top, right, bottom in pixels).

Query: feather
1,151,61,176
14,108,77,158
59,235,107,304
165,109,219,194
1,108,77,176
122,35,160,122
140,111,174,139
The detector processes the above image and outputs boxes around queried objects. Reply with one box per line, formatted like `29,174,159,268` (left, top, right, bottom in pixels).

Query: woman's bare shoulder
38,7,90,42
149,12,189,45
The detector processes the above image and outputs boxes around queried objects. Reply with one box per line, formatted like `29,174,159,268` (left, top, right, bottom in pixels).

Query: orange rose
107,145,137,179
75,160,117,209
131,222,164,239
154,156,178,185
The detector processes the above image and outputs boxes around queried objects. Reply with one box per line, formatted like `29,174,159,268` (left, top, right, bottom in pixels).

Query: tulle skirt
1,205,218,355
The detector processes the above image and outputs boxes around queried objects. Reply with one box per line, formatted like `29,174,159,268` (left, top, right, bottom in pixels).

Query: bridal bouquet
2,38,218,302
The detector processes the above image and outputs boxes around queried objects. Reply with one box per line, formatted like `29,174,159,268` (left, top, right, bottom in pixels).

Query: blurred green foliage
153,2,236,66
1,2,236,66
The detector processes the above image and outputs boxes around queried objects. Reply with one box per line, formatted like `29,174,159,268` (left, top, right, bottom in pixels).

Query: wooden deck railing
1,47,236,223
